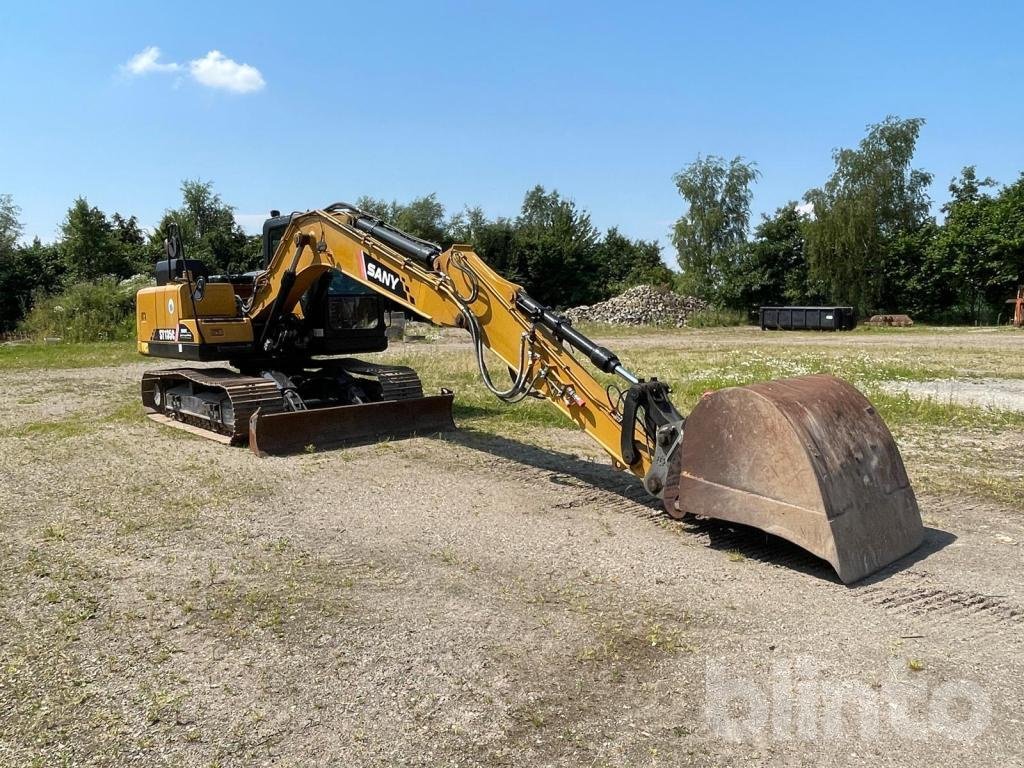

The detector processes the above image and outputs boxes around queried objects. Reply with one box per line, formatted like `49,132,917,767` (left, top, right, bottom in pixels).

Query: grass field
388,325,1024,506
1,325,1022,766
2,325,1022,506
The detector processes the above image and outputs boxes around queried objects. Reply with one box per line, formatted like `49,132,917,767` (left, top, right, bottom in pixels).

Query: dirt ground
1,335,1023,766
882,378,1024,412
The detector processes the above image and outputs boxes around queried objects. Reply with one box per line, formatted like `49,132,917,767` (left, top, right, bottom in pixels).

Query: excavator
135,203,924,583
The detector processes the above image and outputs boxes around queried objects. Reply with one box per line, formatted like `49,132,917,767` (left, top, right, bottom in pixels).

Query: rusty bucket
669,375,923,583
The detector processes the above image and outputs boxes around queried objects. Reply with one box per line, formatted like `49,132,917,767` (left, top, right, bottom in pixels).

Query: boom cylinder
351,216,440,267
324,203,442,268
514,293,639,383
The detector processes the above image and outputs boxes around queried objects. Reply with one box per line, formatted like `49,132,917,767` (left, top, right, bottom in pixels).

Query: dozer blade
668,374,923,584
249,392,456,457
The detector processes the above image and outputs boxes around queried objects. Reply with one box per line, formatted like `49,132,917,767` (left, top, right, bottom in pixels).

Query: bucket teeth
670,374,923,583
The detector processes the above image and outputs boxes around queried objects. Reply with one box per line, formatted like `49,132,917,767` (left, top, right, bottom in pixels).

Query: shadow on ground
434,428,956,586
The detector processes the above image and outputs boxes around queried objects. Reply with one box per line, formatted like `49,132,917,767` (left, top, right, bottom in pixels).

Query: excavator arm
245,203,678,492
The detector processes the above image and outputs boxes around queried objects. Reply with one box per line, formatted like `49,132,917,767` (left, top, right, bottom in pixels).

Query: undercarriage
140,359,455,453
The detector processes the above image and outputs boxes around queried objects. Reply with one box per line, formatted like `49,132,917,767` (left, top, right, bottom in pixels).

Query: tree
353,196,400,222
672,155,760,300
16,236,63,294
597,227,673,294
804,116,933,314
355,194,448,244
447,206,518,277
988,173,1024,315
154,180,256,274
57,197,134,281
719,204,822,310
925,167,1024,322
0,194,19,254
0,196,62,331
111,212,149,275
0,195,25,330
393,194,446,244
511,186,602,307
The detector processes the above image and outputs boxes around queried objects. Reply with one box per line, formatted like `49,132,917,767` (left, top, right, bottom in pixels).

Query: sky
2,1,1023,264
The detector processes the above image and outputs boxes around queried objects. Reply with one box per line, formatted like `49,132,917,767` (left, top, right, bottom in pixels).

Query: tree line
676,116,1024,322
2,114,1023,335
0,181,259,332
0,182,672,333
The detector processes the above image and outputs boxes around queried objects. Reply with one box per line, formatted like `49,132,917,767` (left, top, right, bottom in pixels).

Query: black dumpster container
760,306,856,331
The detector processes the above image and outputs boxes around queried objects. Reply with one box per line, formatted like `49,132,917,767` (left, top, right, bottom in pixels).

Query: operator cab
262,213,390,356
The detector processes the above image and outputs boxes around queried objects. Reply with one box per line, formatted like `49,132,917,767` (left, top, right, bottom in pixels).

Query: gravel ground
1,361,1022,767
882,378,1024,412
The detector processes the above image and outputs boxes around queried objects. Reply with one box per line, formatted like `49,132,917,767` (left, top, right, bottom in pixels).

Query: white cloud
795,201,815,218
123,46,180,75
188,51,265,94
121,47,265,94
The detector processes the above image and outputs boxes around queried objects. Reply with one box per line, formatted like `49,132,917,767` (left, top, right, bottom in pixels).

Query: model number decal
360,251,406,298
154,326,193,342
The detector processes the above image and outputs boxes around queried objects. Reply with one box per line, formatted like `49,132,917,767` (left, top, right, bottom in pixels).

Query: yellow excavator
135,203,923,583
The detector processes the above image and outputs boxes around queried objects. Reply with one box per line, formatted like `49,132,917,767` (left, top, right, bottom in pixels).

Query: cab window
328,271,380,330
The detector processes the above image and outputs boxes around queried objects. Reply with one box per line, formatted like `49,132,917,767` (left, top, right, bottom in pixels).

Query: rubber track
142,368,288,444
327,358,425,401
142,361,431,444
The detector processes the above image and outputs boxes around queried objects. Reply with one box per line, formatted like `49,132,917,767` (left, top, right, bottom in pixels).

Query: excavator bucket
667,374,923,583
249,392,456,457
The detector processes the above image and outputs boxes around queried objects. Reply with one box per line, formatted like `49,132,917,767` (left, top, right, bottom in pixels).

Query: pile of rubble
866,313,914,327
563,285,707,328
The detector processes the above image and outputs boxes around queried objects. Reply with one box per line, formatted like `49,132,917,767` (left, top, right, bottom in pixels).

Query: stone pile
866,313,914,327
563,285,707,328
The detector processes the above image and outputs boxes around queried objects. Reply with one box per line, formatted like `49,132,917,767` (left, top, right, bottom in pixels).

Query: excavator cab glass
296,268,388,355
262,215,293,267
326,272,380,331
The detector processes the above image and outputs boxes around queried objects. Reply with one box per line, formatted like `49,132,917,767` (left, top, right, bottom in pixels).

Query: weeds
686,307,750,327
19,278,140,343
12,415,95,439
0,340,138,371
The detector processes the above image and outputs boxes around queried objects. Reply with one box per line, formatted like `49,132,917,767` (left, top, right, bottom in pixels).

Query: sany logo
366,261,400,291
360,251,406,298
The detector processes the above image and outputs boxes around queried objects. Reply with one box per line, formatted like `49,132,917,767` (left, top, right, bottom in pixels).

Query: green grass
869,391,1024,430
392,331,1024,435
850,323,1020,335
388,348,575,433
8,389,145,442
685,307,750,327
0,341,138,371
5,332,1020,507
11,416,96,440
384,331,1024,507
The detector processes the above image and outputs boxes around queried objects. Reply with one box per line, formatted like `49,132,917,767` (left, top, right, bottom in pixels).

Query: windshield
328,271,376,296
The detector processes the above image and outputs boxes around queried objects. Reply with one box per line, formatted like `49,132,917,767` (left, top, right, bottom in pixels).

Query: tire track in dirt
481,448,1024,654
854,570,1024,647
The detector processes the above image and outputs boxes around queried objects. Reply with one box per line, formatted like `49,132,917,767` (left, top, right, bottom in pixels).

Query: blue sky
2,1,1022,262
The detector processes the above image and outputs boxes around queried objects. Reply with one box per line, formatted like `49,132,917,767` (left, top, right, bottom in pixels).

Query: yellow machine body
136,281,253,356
